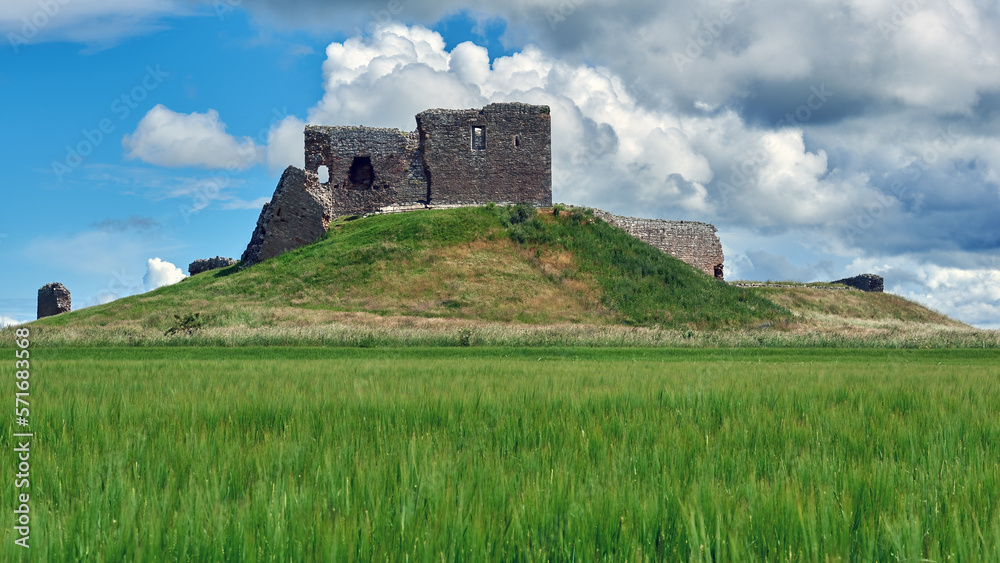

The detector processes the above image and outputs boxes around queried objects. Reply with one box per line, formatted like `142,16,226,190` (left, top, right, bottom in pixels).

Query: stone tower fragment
37,282,71,319
240,166,329,267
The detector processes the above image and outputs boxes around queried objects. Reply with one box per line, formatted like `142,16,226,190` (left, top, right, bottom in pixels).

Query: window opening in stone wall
514,135,521,148
471,126,486,150
317,165,330,184
348,156,374,189
714,264,724,280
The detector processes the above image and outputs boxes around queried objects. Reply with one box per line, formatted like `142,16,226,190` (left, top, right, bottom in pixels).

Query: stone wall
417,103,551,207
189,256,237,276
241,166,329,267
301,102,550,215
591,210,725,279
731,282,851,290
304,126,426,217
37,282,71,319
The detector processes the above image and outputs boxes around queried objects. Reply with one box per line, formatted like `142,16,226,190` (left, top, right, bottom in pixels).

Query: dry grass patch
760,287,963,326
325,238,611,324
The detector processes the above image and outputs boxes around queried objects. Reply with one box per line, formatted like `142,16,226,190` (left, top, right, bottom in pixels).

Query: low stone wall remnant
588,209,725,279
832,274,884,292
730,282,851,290
189,256,237,276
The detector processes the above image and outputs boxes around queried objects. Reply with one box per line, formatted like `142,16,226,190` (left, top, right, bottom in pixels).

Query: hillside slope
748,285,972,339
30,206,786,331
15,205,990,348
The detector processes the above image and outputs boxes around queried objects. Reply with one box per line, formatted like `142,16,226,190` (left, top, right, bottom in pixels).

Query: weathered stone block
37,282,71,319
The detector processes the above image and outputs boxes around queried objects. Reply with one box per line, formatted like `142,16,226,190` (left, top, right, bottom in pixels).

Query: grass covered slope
762,286,961,326
749,286,972,343
32,206,788,333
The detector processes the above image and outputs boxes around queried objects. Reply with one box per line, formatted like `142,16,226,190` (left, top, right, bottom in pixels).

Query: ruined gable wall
416,103,551,207
592,210,725,279
304,126,427,217
241,166,328,267
38,282,71,319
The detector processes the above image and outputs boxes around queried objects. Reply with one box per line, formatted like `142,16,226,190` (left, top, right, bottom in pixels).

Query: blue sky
1,0,998,329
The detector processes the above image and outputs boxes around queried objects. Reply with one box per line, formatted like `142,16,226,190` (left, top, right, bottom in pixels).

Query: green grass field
4,346,998,561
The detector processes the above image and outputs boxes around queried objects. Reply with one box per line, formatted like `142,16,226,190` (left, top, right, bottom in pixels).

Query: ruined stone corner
37,282,71,320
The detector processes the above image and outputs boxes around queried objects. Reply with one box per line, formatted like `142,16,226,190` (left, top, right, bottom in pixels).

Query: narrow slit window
472,126,486,150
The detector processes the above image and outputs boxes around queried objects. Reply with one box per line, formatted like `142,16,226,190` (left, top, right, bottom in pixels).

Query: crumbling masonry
37,282,71,319
188,256,237,276
591,210,725,279
240,102,725,279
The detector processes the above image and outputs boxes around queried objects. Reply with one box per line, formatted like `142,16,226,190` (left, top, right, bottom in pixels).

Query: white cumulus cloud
265,116,306,173
296,23,882,227
122,106,306,175
143,257,186,291
123,105,263,170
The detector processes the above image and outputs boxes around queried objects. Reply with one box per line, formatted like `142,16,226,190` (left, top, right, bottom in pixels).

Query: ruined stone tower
37,282,71,319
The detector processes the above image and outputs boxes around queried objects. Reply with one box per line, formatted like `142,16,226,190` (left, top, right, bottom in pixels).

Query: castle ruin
241,102,725,279
242,103,551,266
37,282,71,319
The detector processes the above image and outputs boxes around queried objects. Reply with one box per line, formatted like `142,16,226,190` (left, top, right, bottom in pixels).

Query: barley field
3,347,998,560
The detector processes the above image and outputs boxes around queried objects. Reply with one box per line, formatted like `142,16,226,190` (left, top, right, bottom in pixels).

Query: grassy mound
760,286,962,327
31,205,788,334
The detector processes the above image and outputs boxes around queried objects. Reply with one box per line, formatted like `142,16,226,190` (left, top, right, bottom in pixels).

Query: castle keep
242,103,552,266
303,103,553,217
240,102,725,279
